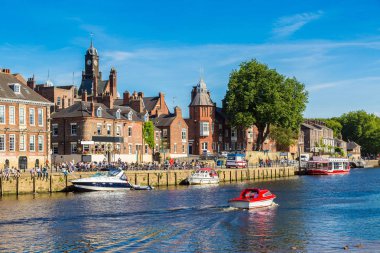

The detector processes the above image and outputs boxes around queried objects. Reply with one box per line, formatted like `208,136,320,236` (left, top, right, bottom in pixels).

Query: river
1,168,380,252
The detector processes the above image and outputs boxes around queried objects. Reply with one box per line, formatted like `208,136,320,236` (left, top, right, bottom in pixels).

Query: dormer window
9,83,21,94
96,107,102,117
128,111,133,120
116,109,121,119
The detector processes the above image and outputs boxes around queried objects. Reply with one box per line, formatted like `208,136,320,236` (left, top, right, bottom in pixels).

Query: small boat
228,188,276,209
187,168,219,185
71,167,153,191
306,157,350,175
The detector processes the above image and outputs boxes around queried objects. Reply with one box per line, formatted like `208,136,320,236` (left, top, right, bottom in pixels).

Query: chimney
103,94,114,109
123,91,130,105
174,106,182,118
27,76,36,89
159,92,164,109
90,102,95,117
109,68,117,98
1,69,11,74
99,71,102,80
82,90,88,102
191,86,197,102
138,92,144,98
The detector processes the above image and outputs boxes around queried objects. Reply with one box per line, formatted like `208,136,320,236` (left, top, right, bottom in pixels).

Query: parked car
226,153,248,168
219,151,229,158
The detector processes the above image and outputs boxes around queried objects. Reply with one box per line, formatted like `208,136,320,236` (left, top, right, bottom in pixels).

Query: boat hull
72,182,132,191
187,177,219,185
229,198,275,209
307,169,350,175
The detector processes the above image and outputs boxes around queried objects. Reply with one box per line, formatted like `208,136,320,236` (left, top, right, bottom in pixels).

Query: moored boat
306,157,350,175
71,167,153,191
228,188,276,209
187,168,219,185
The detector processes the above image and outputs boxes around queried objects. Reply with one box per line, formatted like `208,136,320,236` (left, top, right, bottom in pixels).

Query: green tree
223,59,308,150
143,121,155,150
269,126,298,151
338,110,380,155
324,118,343,138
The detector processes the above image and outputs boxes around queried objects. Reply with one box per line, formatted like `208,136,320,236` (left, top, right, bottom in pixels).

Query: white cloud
273,11,324,38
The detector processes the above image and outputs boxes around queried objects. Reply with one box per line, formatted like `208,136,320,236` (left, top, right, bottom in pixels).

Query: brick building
27,76,77,112
50,95,153,163
0,68,53,169
185,78,276,155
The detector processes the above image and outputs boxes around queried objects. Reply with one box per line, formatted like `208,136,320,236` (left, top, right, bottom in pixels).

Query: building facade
0,68,53,169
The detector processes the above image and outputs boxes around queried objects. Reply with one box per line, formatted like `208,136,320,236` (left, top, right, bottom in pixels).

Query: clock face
87,59,92,65
93,60,98,66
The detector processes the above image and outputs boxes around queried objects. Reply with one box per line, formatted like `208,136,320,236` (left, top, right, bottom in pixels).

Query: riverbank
0,166,296,195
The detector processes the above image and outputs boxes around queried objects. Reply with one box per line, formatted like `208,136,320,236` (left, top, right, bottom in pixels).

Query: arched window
96,107,102,117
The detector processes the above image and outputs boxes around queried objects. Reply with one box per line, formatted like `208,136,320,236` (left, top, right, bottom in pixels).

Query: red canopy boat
228,188,276,209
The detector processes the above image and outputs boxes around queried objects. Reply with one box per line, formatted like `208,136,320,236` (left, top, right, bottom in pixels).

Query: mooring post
65,174,68,192
33,176,36,194
147,173,150,185
0,177,3,196
135,173,137,185
49,175,52,193
16,176,19,196
229,171,232,183
174,172,177,186
157,173,160,187
166,172,169,186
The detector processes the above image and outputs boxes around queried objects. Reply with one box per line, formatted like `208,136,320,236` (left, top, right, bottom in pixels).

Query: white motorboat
187,168,220,185
71,168,153,191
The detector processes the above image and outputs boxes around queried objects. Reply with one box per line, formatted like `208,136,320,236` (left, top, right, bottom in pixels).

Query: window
163,129,167,138
29,108,35,125
128,111,133,120
29,135,35,152
19,107,25,125
0,105,5,124
83,144,90,152
71,143,77,154
52,124,58,136
224,143,229,151
128,144,132,154
231,128,237,137
145,144,148,154
182,144,185,153
212,123,214,134
38,108,43,126
97,124,102,135
202,142,208,151
70,123,77,136
181,129,186,142
52,143,58,154
212,142,216,151
19,135,25,151
57,97,61,106
116,125,121,136
156,144,159,152
9,106,15,125
0,134,4,151
200,122,209,136
116,144,120,151
155,131,159,140
225,129,229,137
128,126,132,137
174,143,177,153
96,107,102,117
9,134,15,151
219,124,222,130
38,135,43,152
107,124,111,135
237,143,241,150
11,83,21,93
116,110,121,119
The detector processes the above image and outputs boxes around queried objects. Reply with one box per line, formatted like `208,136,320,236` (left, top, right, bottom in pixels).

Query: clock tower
84,40,99,79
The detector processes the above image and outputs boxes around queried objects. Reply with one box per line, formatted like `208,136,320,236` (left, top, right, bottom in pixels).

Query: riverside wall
0,167,296,195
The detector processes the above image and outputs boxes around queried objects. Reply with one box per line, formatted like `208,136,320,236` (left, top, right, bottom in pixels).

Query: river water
1,168,380,252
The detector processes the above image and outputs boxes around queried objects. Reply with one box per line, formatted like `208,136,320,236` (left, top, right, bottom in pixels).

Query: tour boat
71,167,153,191
228,188,276,209
187,168,220,185
306,157,350,175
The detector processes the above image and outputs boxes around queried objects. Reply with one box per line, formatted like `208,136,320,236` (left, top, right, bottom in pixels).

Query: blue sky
1,0,380,118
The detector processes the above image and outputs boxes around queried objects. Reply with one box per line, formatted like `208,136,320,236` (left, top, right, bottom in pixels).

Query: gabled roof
142,97,159,112
51,101,114,119
151,114,176,127
0,72,52,104
347,141,360,150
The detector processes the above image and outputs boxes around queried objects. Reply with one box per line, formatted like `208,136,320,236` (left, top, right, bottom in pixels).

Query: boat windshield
107,168,122,177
